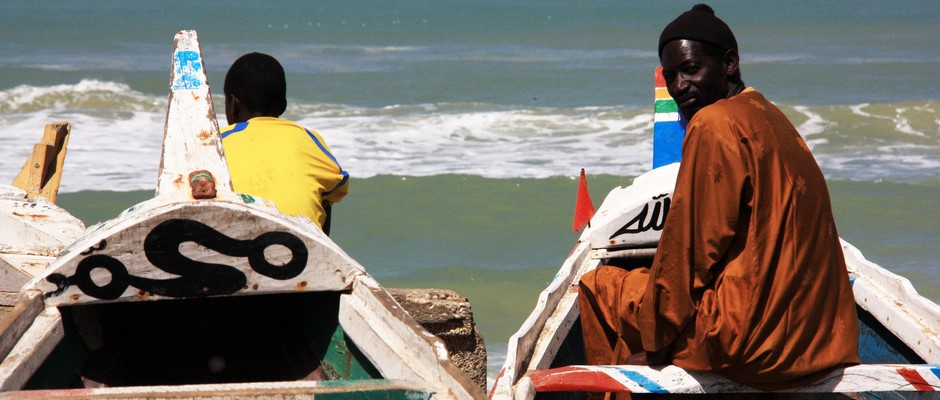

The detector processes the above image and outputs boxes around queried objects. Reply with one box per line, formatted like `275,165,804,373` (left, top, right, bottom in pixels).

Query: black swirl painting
47,219,308,300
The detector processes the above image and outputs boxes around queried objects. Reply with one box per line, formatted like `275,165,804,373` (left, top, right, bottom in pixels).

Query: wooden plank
0,307,64,391
11,123,71,203
525,364,940,394
338,276,481,400
0,290,44,362
490,241,590,398
581,163,678,251
31,199,365,305
529,256,599,371
844,240,940,363
0,379,437,399
156,30,231,200
0,184,86,260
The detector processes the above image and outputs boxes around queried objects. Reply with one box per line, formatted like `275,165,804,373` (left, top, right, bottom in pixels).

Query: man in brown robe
578,3,860,390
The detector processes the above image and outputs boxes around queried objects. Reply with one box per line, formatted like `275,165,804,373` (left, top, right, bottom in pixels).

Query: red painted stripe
898,368,935,391
654,66,666,87
489,368,507,397
528,366,629,393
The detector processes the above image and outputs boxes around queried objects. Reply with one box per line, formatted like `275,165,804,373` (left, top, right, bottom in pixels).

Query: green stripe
655,100,678,114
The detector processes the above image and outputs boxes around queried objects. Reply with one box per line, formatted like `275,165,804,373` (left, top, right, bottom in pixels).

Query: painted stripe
898,367,934,391
654,66,666,87
655,100,679,114
653,121,685,168
655,88,672,99
219,122,248,139
306,129,349,196
931,367,940,382
608,367,669,393
528,366,629,393
654,112,680,123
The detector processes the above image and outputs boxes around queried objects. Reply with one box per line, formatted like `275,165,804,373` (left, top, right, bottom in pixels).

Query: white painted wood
525,364,940,394
0,379,439,399
491,241,591,398
0,290,44,362
0,184,84,299
29,196,366,305
581,163,678,250
0,184,85,259
156,30,230,200
0,307,64,391
338,276,481,400
844,240,940,363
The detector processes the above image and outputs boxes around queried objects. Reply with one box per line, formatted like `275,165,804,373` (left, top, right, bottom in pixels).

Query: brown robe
579,88,860,390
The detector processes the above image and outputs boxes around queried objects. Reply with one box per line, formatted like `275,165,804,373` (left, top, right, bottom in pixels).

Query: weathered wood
525,364,940,394
580,163,678,251
0,307,64,391
31,198,365,306
490,242,590,399
0,184,85,302
0,379,437,399
387,288,487,392
0,290,44,362
156,30,230,200
339,278,483,400
11,122,71,203
845,240,940,363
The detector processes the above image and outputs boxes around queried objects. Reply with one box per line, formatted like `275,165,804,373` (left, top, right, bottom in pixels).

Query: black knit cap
658,4,737,59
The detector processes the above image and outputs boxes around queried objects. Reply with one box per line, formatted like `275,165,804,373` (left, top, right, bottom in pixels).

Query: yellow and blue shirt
221,117,348,228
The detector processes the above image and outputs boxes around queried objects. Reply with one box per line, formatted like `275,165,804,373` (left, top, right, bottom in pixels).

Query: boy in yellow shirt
220,53,348,234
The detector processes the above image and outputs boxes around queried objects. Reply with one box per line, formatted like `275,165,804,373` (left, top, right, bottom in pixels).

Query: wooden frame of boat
490,70,940,398
0,30,482,400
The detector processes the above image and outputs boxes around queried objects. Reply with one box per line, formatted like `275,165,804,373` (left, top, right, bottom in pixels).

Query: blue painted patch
931,366,940,381
172,50,204,90
606,366,669,393
653,121,685,169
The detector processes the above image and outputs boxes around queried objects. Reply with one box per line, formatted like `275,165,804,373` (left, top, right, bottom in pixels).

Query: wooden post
11,122,71,203
155,30,231,200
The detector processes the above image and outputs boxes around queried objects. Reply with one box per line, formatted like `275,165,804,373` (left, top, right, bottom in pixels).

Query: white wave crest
0,80,163,113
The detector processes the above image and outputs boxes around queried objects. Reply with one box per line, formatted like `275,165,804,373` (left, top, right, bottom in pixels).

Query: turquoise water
4,0,940,382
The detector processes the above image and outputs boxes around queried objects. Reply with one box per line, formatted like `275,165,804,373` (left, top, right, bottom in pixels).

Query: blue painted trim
172,50,204,90
608,367,669,393
220,122,248,139
653,121,685,169
306,129,349,196
931,367,940,381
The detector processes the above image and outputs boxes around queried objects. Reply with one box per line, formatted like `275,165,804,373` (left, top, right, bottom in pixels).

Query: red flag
573,168,596,232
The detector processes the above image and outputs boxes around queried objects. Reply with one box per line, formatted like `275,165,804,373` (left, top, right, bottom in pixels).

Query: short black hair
223,52,287,117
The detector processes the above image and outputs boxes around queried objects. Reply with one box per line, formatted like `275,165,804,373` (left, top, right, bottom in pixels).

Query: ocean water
2,0,939,384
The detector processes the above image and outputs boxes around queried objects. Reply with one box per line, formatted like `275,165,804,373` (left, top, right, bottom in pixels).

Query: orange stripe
655,88,671,100
898,368,934,391
654,66,665,87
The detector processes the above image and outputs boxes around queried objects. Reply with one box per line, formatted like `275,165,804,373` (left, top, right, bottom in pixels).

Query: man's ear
723,49,740,78
225,94,240,125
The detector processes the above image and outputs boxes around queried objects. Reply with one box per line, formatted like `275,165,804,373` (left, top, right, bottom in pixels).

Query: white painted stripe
654,112,680,123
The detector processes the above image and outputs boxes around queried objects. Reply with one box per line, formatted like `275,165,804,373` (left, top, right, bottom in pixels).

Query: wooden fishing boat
491,70,940,399
0,30,482,400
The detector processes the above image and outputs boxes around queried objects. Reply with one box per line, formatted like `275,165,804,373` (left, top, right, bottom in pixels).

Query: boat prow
492,164,940,398
0,30,482,400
